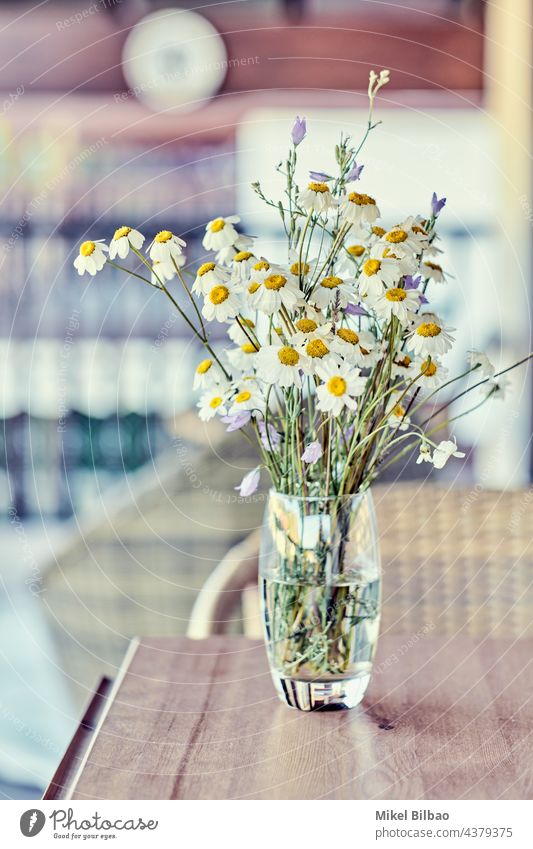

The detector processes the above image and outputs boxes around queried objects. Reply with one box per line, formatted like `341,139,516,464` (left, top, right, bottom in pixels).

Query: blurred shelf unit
0,337,198,518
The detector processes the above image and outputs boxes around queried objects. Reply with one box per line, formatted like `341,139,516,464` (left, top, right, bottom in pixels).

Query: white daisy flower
246,273,302,315
73,240,108,276
298,182,336,215
383,218,428,258
202,215,241,251
330,327,378,367
417,357,449,390
467,350,495,378
197,390,228,421
297,328,335,375
337,242,368,275
373,286,420,325
338,191,380,227
228,317,257,345
248,259,282,282
421,259,445,283
192,261,230,296
231,250,257,283
358,251,402,300
408,315,455,357
416,442,433,465
226,341,260,373
201,282,241,322
256,343,308,388
386,393,411,430
316,359,366,416
391,353,417,380
148,230,186,263
228,381,265,415
483,375,510,400
151,260,178,286
193,358,226,391
108,226,144,260
287,251,320,285
309,275,356,310
216,233,254,266
432,438,465,469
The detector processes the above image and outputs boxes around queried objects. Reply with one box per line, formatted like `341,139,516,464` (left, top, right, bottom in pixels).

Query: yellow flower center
80,241,96,256
241,343,258,354
209,218,226,232
241,318,255,328
372,226,386,237
253,261,270,271
327,376,347,397
196,359,213,374
425,261,442,271
320,275,342,289
264,274,287,290
386,229,408,244
348,192,376,206
113,226,131,240
393,404,406,418
209,396,223,409
155,230,173,243
306,339,329,358
295,318,318,333
396,355,412,368
421,358,437,376
412,225,427,235
209,285,230,305
308,182,329,193
385,287,407,302
248,282,260,294
347,244,365,257
363,259,381,276
234,251,253,262
274,327,283,336
417,322,442,338
277,346,300,366
235,390,252,403
198,261,216,276
337,328,359,345
290,261,310,275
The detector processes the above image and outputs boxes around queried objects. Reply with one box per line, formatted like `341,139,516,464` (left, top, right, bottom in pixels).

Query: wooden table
45,635,533,800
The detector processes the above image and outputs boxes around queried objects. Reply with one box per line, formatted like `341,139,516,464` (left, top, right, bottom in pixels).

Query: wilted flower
301,441,323,464
235,466,261,497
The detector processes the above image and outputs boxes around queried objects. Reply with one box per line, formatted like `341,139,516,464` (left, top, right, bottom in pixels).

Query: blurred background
0,0,532,798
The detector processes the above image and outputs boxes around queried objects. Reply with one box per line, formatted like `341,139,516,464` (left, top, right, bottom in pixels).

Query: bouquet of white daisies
73,70,530,499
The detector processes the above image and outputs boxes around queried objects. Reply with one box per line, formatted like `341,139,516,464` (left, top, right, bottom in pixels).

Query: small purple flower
309,170,332,182
345,303,367,316
419,293,429,304
258,421,281,452
235,466,261,497
220,411,251,432
291,116,307,146
346,162,364,182
431,192,446,217
403,274,422,290
301,440,323,465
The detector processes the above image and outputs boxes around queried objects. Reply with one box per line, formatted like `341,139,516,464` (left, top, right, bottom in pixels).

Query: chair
187,483,533,641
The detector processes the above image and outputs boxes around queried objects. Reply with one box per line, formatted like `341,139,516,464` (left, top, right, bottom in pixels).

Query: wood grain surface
60,635,533,800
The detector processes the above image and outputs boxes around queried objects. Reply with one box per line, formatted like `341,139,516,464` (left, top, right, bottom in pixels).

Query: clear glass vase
259,490,381,711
